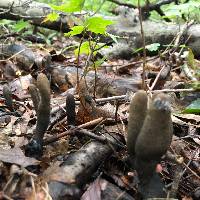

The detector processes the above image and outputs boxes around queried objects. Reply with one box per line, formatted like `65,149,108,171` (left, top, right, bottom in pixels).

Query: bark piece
44,134,120,199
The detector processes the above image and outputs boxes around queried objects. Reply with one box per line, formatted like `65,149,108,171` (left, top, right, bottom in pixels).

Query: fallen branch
44,117,104,145
45,133,121,199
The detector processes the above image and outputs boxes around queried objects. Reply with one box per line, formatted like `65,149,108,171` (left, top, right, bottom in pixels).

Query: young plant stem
90,38,98,100
138,0,147,90
76,36,84,89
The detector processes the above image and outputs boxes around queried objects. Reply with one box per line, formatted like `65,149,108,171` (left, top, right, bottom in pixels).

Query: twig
95,95,127,103
79,117,104,128
0,48,25,62
0,111,19,117
170,149,199,196
0,33,19,40
107,0,176,11
76,128,124,148
175,134,200,140
182,150,200,179
42,183,52,200
150,65,166,91
151,88,197,93
52,87,197,116
181,62,197,81
108,0,175,20
107,0,136,8
51,94,127,115
76,36,84,89
43,117,104,145
30,175,36,200
178,34,192,56
174,20,194,49
2,193,13,200
116,56,159,73
182,162,200,179
138,0,146,89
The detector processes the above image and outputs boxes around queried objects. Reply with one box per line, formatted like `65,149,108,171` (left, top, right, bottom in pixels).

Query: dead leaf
9,74,33,99
0,147,40,167
174,113,200,124
81,178,101,200
182,196,193,200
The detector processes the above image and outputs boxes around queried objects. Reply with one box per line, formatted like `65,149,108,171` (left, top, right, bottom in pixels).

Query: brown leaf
81,178,101,200
0,147,40,167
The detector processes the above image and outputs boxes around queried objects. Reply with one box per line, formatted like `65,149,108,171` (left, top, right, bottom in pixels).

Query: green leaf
0,19,12,25
133,47,143,53
106,32,119,43
51,0,85,13
74,41,101,56
187,48,196,69
85,16,113,34
45,12,59,22
50,4,67,12
94,56,106,68
13,20,29,32
65,25,85,37
195,69,200,77
164,2,200,19
74,41,90,56
190,81,200,90
146,43,160,51
184,98,200,114
164,7,182,18
172,2,200,12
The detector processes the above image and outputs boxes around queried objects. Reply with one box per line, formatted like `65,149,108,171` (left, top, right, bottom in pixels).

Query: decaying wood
44,133,121,200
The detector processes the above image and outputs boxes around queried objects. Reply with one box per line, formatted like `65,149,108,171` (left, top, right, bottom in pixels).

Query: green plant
133,42,161,54
65,15,114,98
44,0,115,98
0,19,31,34
161,0,200,22
184,98,200,114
